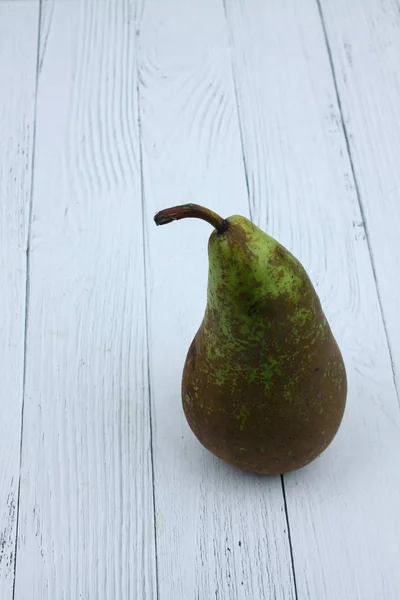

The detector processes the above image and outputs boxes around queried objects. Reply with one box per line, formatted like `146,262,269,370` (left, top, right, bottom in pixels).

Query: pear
154,204,346,474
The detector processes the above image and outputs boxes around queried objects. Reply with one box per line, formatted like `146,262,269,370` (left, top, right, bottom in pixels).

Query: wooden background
1,0,400,598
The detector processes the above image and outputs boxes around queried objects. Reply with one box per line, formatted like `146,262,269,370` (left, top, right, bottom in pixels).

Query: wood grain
139,0,296,598
0,3,39,597
318,0,400,392
13,2,156,599
223,1,400,598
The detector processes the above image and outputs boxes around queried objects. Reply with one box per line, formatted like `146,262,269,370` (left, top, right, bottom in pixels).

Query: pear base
182,399,345,475
181,336,347,476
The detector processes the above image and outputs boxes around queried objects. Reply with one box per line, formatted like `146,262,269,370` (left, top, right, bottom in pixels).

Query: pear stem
154,203,228,233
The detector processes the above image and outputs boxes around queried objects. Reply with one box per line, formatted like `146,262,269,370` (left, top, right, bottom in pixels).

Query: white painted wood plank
139,1,295,598
319,0,400,392
0,3,39,597
223,1,400,599
14,2,156,599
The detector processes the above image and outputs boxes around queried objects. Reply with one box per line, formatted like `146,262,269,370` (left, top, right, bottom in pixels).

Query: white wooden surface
1,1,400,599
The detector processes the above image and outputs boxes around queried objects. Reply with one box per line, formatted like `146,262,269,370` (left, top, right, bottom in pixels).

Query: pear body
182,216,346,474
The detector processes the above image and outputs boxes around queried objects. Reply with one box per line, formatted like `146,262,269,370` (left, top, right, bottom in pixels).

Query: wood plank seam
136,18,160,600
11,2,43,599
281,477,299,600
221,0,253,220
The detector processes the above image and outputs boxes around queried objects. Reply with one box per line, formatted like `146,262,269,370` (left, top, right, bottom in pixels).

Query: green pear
154,204,346,474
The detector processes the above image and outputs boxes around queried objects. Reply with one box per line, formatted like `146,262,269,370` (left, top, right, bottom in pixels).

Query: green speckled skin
182,216,347,474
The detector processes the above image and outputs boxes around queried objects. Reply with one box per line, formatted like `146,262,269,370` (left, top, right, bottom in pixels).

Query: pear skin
155,204,347,475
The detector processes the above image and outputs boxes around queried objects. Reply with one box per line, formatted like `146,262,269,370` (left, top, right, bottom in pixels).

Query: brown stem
154,203,228,233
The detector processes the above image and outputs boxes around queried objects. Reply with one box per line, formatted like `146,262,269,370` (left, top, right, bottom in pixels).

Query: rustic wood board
0,2,39,597
319,0,400,391
13,2,156,599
